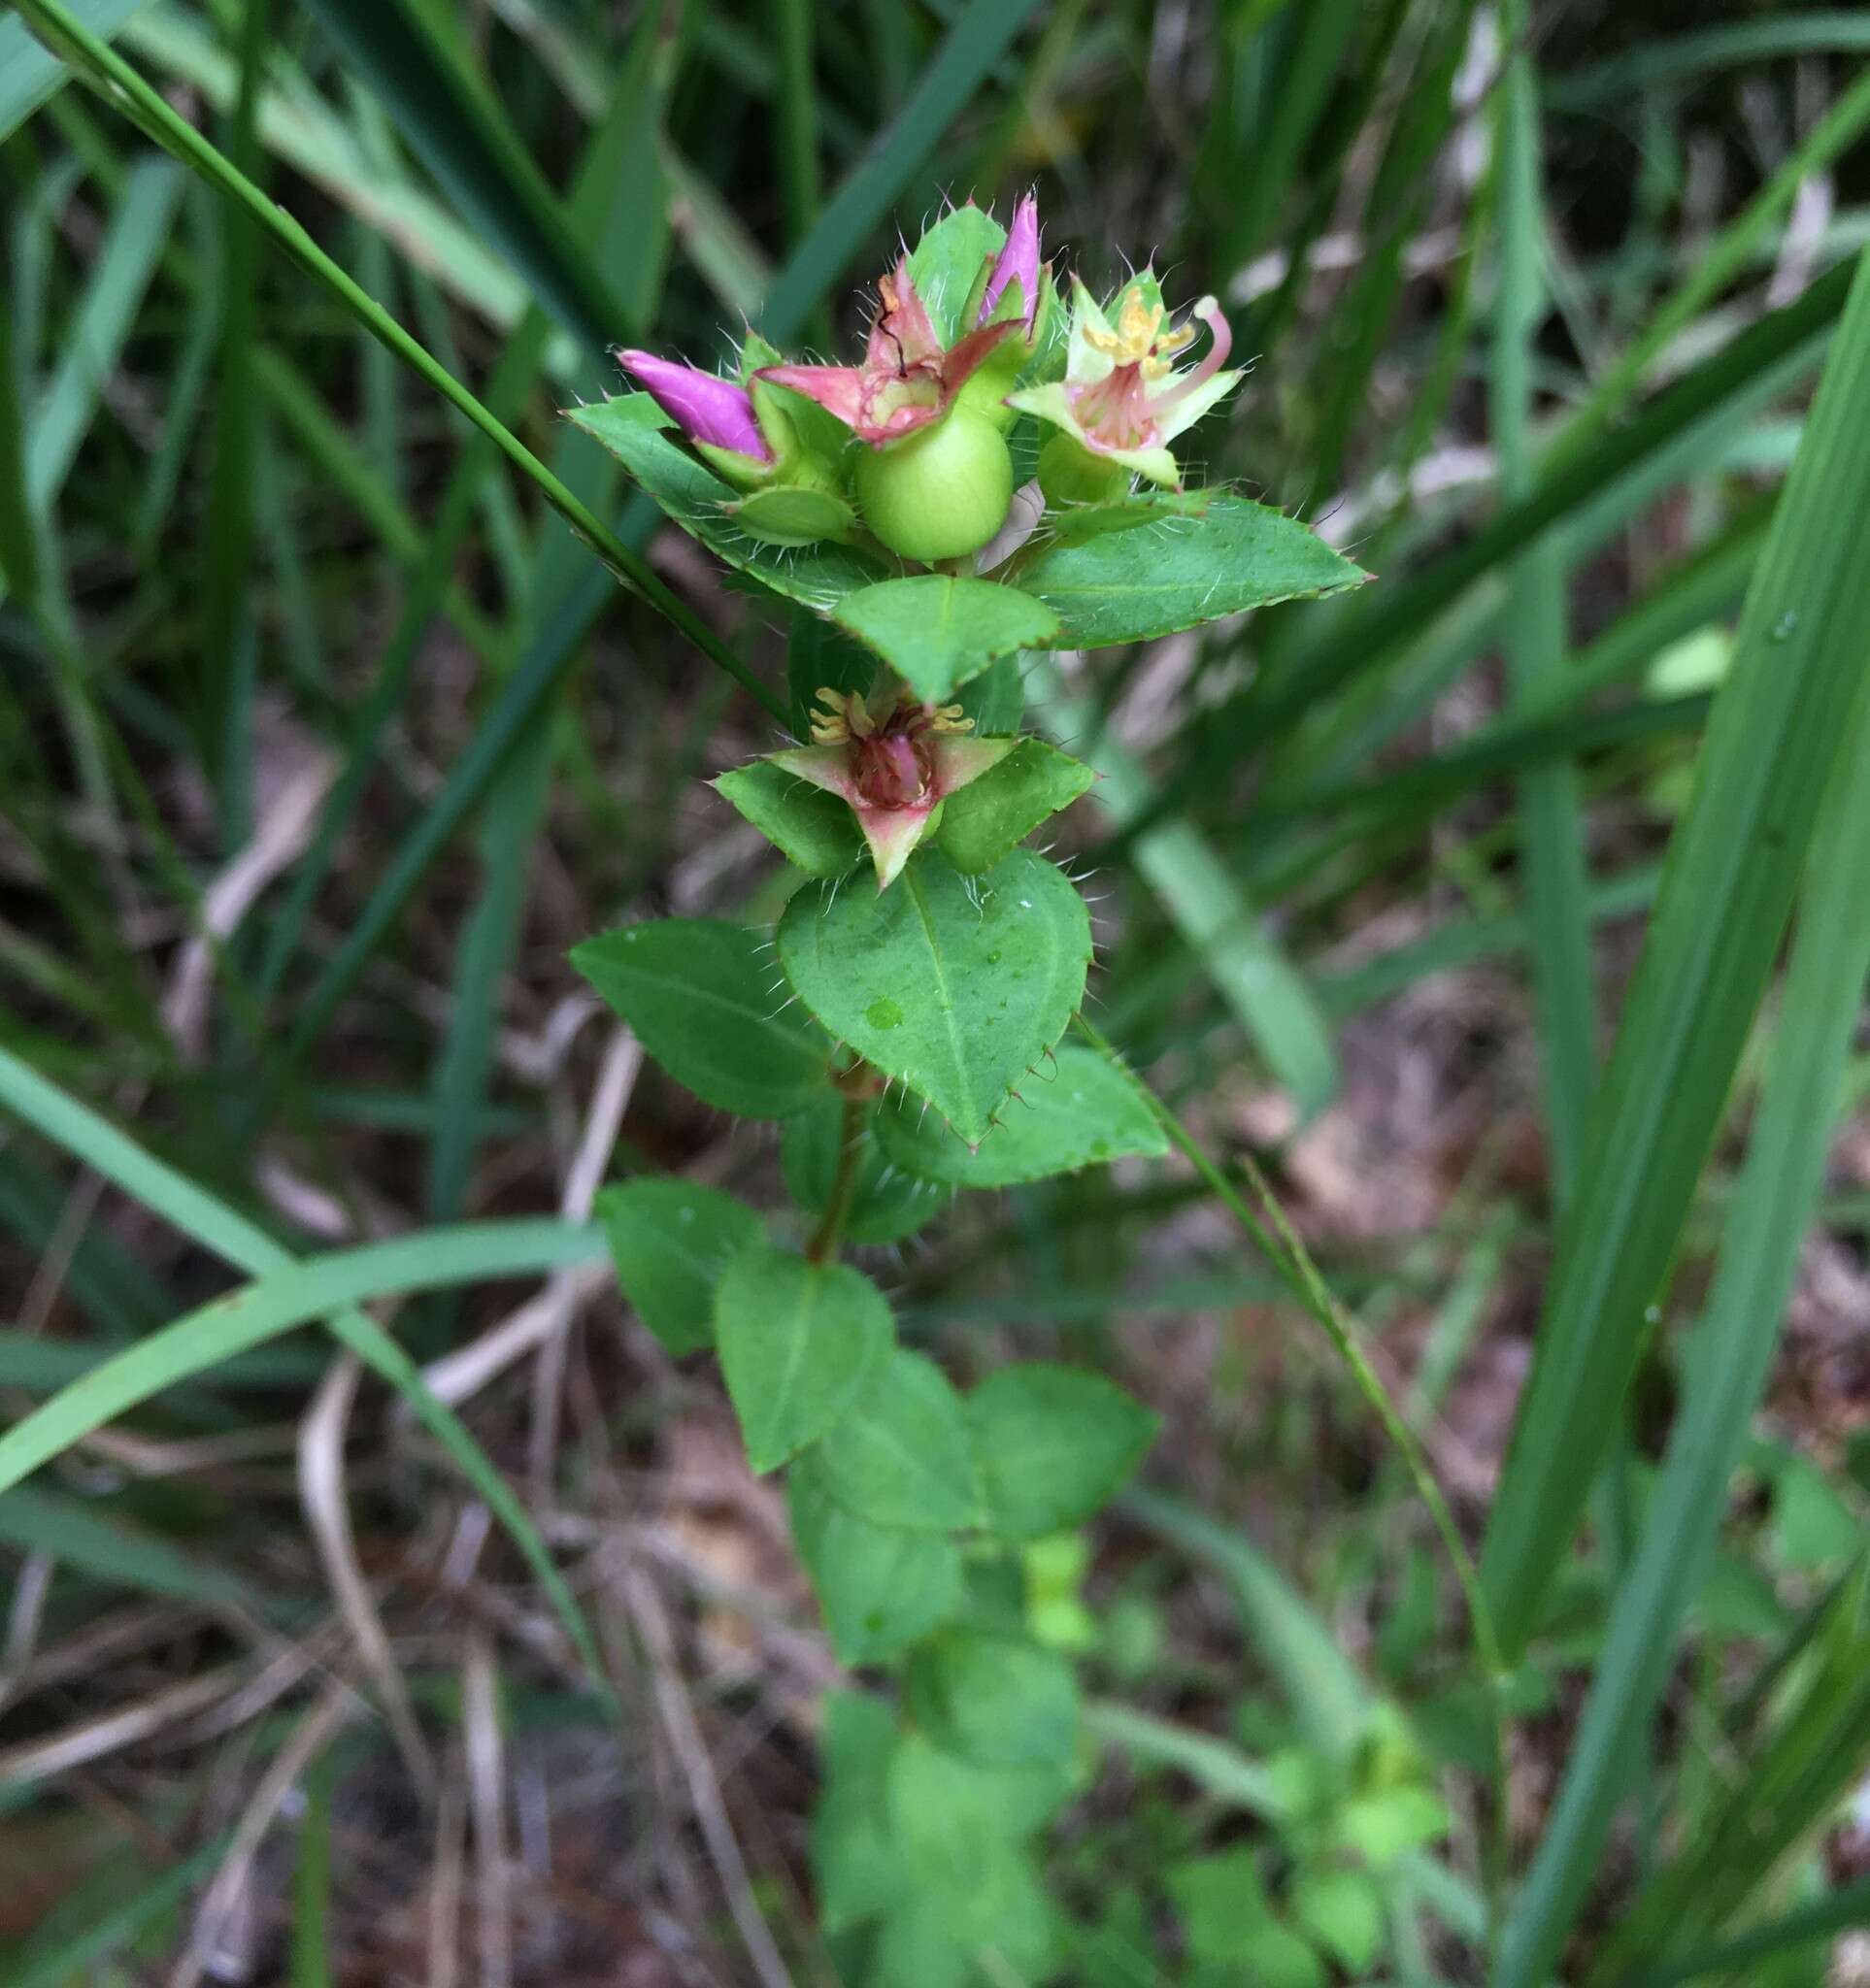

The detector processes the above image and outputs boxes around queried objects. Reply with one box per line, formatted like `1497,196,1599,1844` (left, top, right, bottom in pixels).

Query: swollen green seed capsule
1037,431,1131,509
853,409,1015,564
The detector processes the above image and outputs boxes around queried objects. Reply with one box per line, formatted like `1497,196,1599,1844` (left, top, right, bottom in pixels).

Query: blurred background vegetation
2,0,1870,1982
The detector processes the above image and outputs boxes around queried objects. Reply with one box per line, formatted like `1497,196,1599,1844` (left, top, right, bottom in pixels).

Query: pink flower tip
980,193,1042,328
618,348,774,464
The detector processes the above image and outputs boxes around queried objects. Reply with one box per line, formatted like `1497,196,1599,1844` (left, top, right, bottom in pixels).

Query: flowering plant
567,199,1369,1984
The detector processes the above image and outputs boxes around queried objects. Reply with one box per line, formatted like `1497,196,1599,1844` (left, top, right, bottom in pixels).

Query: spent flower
767,685,1014,889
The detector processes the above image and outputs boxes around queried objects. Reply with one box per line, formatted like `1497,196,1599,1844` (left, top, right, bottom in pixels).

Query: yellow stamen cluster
1082,289,1196,381
808,687,867,744
807,686,976,746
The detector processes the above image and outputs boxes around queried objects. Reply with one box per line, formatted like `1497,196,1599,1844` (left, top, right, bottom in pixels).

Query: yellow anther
1083,286,1195,379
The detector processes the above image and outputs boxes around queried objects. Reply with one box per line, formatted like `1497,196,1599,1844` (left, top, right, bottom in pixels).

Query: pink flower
1007,275,1243,489
754,261,1020,447
979,192,1041,329
617,348,774,465
767,686,1014,888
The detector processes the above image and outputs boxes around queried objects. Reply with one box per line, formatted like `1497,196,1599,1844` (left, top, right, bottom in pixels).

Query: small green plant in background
568,197,1380,1982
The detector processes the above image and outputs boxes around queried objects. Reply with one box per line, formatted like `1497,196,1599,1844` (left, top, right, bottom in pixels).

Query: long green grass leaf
297,0,628,350
1490,29,1596,1189
1480,247,1870,1652
24,153,182,511
1493,610,1870,1986
0,1046,613,1696
0,1218,600,1495
0,0,146,141
10,0,784,723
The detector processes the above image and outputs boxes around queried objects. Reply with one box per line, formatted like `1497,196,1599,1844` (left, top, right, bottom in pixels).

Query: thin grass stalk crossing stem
1072,1011,1513,1950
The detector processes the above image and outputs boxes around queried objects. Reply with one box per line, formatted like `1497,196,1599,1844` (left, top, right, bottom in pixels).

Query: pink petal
618,349,773,462
930,734,1016,798
1151,296,1234,414
940,317,1021,396
852,798,940,889
766,746,862,806
867,259,943,373
980,194,1041,327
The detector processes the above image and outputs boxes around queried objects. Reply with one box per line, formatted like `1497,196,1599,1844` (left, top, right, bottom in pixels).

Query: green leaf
905,1629,1080,1769
788,1452,962,1665
1770,1456,1861,1571
967,1364,1158,1541
831,575,1060,703
713,1245,892,1472
1014,495,1368,647
1291,1866,1387,1972
571,918,831,1119
713,761,865,878
778,848,1090,1145
906,203,1007,346
0,1485,260,1610
813,1691,911,1930
567,396,892,614
1232,1925,1328,1988
1036,487,1210,547
1334,1786,1450,1869
595,1178,761,1356
786,602,877,738
781,1096,951,1243
812,1348,979,1530
1169,1848,1276,1957
870,1854,1058,1987
886,1727,1077,1863
957,649,1025,733
874,1042,1166,1187
936,737,1096,874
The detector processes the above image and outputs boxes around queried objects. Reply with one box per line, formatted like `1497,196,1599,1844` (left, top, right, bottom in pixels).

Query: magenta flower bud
980,193,1041,328
618,348,774,464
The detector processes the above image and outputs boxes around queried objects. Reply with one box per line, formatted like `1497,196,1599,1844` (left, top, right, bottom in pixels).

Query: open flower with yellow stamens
1008,273,1243,503
766,686,1015,890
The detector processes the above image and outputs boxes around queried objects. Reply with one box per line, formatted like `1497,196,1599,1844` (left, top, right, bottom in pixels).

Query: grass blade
24,153,182,511
1624,1875,1870,1987
298,0,629,351
756,0,1044,342
0,1217,600,1495
1480,247,1870,1652
10,0,783,722
0,0,146,141
1030,661,1340,1114
1490,26,1595,1189
0,1044,613,1698
1492,609,1870,1987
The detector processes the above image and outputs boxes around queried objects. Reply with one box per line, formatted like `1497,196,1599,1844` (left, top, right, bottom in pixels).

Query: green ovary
854,409,1015,564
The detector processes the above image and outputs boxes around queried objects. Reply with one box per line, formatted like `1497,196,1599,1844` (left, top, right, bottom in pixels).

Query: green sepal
936,738,1095,875
725,481,857,547
712,760,865,877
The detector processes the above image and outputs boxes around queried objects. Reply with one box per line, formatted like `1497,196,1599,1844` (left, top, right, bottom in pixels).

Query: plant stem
806,1085,868,1264
1072,1011,1515,1950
